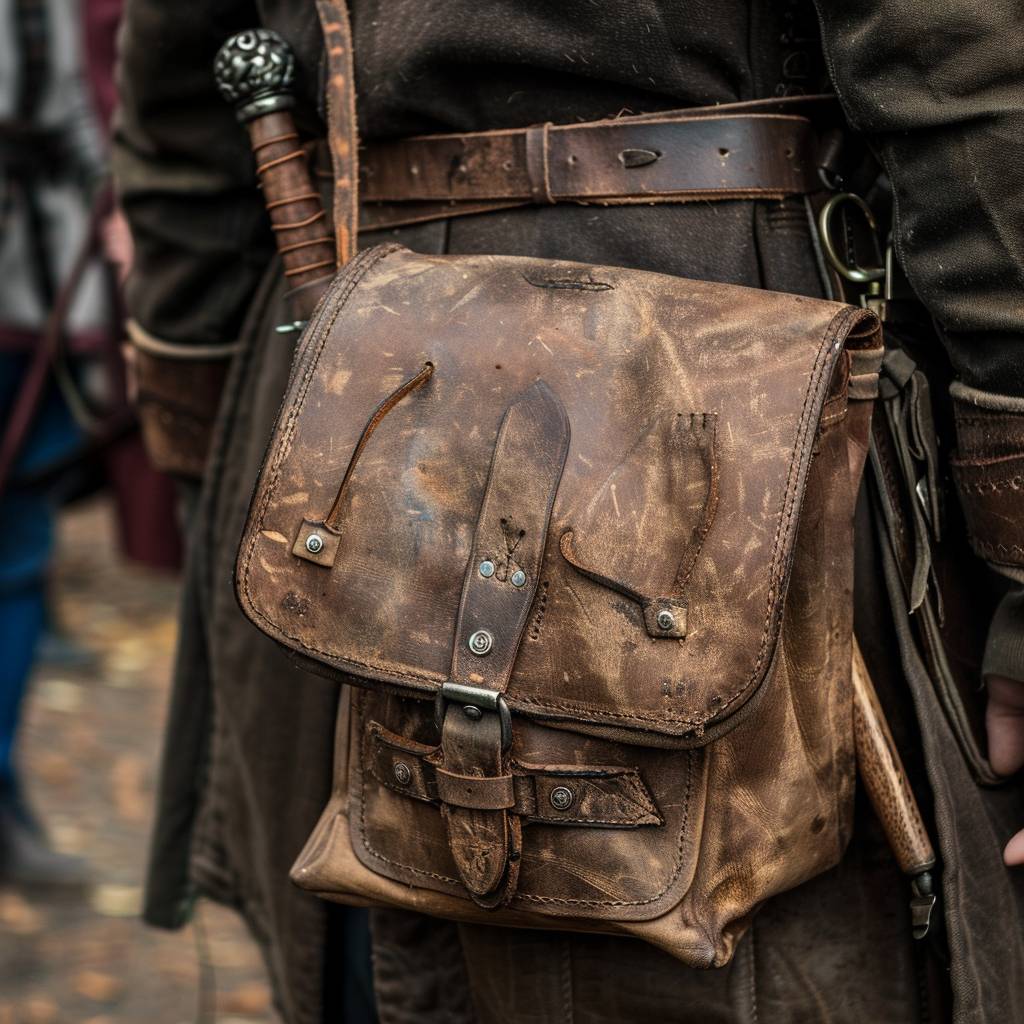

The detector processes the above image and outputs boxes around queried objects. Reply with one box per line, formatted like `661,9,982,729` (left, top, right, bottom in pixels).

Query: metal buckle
434,681,513,752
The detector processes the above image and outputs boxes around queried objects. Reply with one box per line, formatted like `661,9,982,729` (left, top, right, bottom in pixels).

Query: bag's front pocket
346,687,708,924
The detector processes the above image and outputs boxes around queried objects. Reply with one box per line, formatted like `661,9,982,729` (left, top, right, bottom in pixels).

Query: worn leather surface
238,246,874,741
360,112,817,211
234,242,881,966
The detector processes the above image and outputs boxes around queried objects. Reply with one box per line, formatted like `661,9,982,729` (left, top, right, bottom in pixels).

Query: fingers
1005,829,1024,867
986,675,1024,777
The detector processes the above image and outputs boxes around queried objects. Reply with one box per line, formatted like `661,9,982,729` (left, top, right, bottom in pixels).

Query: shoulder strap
315,0,359,266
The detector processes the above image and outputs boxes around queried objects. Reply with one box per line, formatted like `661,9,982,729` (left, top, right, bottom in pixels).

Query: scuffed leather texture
236,243,881,966
133,347,230,478
238,245,873,738
951,390,1024,576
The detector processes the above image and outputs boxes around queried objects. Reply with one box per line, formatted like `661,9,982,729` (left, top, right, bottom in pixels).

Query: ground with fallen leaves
0,497,277,1023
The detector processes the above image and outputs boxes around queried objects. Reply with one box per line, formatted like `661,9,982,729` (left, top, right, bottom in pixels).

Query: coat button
393,761,412,786
656,609,675,631
305,533,324,554
479,560,496,578
510,570,527,588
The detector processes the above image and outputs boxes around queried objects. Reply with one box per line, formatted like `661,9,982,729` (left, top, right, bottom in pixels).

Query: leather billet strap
437,380,571,907
366,721,662,827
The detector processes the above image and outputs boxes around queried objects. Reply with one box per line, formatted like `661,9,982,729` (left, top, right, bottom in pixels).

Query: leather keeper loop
525,122,555,204
435,767,516,810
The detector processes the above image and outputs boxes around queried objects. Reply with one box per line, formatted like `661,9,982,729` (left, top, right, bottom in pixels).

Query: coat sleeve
112,0,273,350
814,0,1024,398
816,2,1024,648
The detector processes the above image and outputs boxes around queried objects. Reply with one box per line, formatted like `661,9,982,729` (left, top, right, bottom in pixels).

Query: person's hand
987,674,1024,865
100,206,133,285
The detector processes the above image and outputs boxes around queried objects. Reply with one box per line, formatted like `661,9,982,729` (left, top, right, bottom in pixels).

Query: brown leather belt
356,97,831,232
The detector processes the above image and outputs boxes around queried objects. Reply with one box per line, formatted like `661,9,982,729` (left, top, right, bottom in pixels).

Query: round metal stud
656,609,675,631
479,560,496,578
393,761,412,786
549,785,575,811
468,630,494,656
463,705,483,722
510,570,527,588
305,533,324,555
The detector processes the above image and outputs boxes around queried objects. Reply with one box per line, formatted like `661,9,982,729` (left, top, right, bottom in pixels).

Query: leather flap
237,244,879,742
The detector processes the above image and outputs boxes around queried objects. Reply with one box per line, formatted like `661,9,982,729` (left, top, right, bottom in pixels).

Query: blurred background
1,0,275,1019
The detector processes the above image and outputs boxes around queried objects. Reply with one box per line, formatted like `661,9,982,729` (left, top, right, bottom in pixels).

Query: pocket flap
237,245,879,742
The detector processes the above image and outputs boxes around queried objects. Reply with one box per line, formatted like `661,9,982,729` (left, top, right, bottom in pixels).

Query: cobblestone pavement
0,498,277,1023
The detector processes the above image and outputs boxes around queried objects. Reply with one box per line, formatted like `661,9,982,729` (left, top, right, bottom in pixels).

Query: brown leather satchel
236,232,884,964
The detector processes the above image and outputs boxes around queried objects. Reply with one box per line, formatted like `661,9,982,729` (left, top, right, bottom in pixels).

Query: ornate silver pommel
214,29,296,123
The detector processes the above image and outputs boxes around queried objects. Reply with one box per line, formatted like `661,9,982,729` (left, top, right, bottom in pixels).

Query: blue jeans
0,352,79,788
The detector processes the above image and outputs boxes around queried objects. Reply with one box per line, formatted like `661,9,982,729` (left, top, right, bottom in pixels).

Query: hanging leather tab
438,380,570,906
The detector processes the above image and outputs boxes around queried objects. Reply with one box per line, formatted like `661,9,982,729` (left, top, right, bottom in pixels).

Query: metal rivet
550,785,574,811
479,560,495,578
510,570,527,588
656,609,675,631
468,630,494,656
305,533,324,554
463,705,483,721
393,761,411,786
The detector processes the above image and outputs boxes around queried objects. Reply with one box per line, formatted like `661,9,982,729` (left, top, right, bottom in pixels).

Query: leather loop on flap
559,412,717,638
292,361,433,564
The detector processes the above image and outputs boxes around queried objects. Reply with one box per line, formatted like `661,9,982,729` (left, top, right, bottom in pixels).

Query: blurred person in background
0,0,179,887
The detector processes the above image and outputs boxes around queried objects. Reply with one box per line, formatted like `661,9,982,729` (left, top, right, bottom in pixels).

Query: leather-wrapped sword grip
214,29,336,302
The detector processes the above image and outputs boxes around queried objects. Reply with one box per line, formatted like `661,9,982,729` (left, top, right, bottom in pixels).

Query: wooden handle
214,29,336,291
852,637,935,877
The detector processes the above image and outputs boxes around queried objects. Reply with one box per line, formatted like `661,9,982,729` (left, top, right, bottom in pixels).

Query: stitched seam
244,261,857,729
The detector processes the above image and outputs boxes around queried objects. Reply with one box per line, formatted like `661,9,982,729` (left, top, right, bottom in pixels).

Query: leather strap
366,721,662,827
315,0,359,264
438,380,570,906
359,113,818,222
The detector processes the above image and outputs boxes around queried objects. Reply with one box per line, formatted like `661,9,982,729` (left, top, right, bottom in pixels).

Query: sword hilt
214,29,336,294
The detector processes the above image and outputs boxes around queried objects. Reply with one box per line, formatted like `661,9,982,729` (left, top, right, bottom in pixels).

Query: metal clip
910,870,937,940
818,192,888,318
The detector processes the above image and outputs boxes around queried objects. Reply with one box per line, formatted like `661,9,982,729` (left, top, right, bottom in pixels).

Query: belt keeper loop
525,122,555,204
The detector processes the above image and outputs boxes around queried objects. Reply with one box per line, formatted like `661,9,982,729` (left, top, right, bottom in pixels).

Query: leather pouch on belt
236,244,883,967
128,324,235,479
